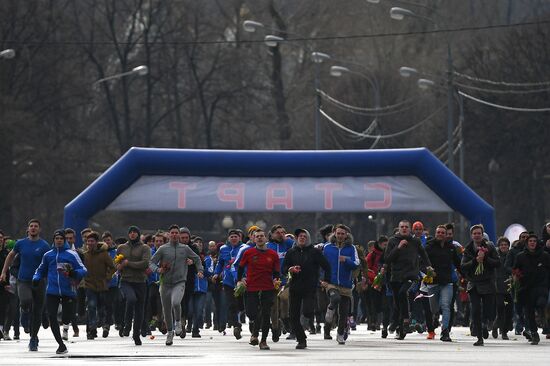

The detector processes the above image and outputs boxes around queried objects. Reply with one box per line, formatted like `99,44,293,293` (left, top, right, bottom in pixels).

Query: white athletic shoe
166,331,174,346
174,321,182,336
336,333,345,345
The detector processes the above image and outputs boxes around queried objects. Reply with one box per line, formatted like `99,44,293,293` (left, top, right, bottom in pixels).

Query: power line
454,81,550,94
458,90,550,112
455,71,550,87
320,105,445,139
4,19,550,47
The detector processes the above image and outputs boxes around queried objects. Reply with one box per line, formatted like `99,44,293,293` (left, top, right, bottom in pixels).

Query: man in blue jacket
267,224,294,341
213,229,245,339
322,224,359,345
33,229,87,354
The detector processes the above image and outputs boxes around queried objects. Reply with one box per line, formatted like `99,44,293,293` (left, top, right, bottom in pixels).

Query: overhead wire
458,90,550,112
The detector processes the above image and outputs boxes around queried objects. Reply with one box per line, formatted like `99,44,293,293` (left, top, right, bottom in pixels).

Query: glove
32,279,40,288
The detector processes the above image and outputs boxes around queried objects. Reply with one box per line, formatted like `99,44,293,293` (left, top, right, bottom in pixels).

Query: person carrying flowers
461,224,500,346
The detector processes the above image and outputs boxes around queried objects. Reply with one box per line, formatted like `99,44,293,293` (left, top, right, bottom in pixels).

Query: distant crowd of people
0,218,549,354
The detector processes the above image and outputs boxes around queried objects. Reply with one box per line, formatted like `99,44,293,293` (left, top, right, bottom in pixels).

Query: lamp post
391,6,455,174
93,65,148,87
263,34,331,150
0,49,15,59
329,64,381,124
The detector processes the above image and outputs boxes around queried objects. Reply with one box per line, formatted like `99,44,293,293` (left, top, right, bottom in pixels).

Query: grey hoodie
149,241,203,285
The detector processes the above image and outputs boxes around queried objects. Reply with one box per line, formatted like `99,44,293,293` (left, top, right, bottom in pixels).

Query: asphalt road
1,325,548,365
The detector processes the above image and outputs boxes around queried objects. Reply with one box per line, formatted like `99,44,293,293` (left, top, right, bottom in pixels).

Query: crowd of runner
0,219,549,354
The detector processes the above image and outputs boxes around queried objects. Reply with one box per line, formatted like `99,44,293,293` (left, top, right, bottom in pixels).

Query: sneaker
492,328,498,339
249,336,259,346
259,341,270,350
166,331,174,346
28,337,38,351
381,328,388,339
324,326,332,340
286,333,296,340
233,326,242,340
56,344,68,354
502,332,509,340
133,334,142,346
523,330,532,341
62,328,69,341
296,341,307,349
349,317,357,331
473,338,484,346
192,332,201,338
175,321,183,336
427,331,436,340
102,326,109,338
325,307,335,325
530,332,540,345
440,329,452,342
271,328,280,343
336,333,345,345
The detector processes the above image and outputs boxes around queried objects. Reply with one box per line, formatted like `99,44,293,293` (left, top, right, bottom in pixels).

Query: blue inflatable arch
64,147,495,245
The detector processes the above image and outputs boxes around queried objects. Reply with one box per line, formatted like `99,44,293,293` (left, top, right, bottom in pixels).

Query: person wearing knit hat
128,226,141,237
116,225,151,346
32,228,87,354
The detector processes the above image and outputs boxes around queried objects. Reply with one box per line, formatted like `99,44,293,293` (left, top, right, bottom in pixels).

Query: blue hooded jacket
33,243,87,297
267,237,294,285
215,242,244,288
322,234,359,289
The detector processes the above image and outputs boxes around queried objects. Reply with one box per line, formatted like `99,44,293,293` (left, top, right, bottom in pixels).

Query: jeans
190,292,206,332
85,289,104,330
428,283,453,330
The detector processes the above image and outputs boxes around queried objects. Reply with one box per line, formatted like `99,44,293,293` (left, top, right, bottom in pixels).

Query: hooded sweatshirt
82,242,116,292
282,229,331,293
149,240,203,285
513,246,550,291
323,233,359,289
33,242,87,297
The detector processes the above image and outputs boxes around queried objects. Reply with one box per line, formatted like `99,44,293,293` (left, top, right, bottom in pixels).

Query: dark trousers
245,290,275,341
390,280,416,327
495,293,513,333
3,290,19,336
17,279,45,339
469,287,495,338
289,289,315,342
100,287,119,327
140,283,151,334
222,285,241,330
146,283,163,329
120,281,146,336
366,288,381,326
522,287,546,335
46,295,75,346
315,287,328,325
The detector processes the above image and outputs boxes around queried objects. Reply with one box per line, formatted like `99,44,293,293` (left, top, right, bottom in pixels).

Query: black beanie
128,225,141,236
53,229,66,240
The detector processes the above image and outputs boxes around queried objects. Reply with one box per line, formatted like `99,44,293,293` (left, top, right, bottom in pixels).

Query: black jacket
505,240,525,272
513,247,550,291
425,239,461,285
385,234,431,282
461,240,500,294
282,244,331,293
495,249,511,294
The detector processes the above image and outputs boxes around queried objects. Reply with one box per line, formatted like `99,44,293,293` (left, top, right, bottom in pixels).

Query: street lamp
243,20,265,33
222,215,234,230
264,35,330,150
391,6,454,175
0,49,15,59
93,65,148,87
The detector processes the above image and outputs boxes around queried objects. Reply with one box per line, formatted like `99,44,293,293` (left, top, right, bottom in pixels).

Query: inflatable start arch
64,148,495,246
